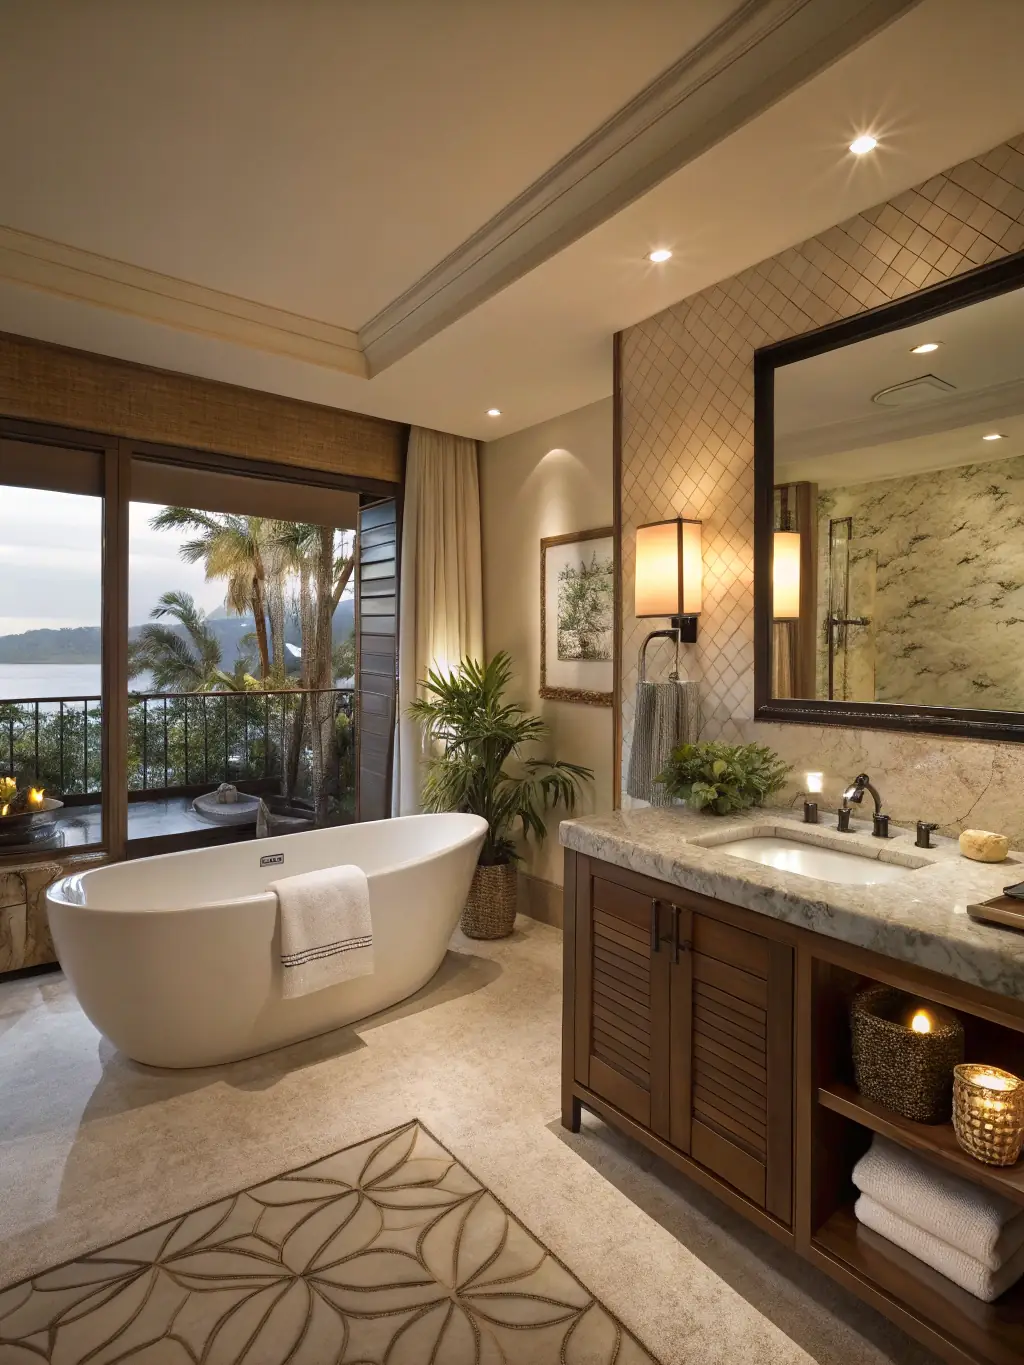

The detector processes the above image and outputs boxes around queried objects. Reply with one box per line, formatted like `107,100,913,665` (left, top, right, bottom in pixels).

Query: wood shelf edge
813,1203,1024,1365
817,1082,1024,1206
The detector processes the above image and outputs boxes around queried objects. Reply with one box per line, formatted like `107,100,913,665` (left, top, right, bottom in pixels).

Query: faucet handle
872,813,890,839
916,821,938,849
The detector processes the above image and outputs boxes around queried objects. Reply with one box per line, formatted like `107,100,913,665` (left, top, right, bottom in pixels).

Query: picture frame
540,526,614,706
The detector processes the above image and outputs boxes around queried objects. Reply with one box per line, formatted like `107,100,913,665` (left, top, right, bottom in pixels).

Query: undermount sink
709,835,917,886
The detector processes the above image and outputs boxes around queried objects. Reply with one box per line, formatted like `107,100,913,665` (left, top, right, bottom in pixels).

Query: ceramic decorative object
953,1064,1024,1166
851,984,964,1123
461,863,518,939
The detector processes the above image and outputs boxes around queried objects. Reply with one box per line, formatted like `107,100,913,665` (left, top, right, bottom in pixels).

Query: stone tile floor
0,917,938,1364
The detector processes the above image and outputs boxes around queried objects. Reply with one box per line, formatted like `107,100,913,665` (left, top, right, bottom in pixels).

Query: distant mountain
0,600,356,668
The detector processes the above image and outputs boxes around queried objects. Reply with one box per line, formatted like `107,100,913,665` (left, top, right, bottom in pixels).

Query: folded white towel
856,1193,1024,1302
271,864,373,999
852,1136,1024,1270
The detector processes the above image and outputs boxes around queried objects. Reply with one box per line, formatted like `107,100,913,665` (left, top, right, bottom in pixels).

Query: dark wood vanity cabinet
567,854,793,1226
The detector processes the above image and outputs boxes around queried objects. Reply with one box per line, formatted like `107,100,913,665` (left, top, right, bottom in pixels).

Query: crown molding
0,225,367,378
359,0,921,374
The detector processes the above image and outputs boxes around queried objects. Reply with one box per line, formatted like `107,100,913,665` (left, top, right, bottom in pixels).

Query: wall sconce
773,530,801,620
635,518,702,641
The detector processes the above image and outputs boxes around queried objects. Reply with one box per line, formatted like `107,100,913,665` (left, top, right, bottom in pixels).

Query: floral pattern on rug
0,1119,658,1363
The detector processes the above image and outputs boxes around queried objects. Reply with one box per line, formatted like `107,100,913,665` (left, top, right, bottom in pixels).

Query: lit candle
910,1009,934,1034
953,1064,1024,1166
28,787,44,808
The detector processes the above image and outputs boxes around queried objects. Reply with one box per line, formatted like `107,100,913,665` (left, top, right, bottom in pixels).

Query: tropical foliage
658,740,791,815
128,591,260,693
408,652,593,866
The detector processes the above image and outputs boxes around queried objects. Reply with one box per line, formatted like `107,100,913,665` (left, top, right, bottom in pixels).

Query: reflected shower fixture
635,517,702,642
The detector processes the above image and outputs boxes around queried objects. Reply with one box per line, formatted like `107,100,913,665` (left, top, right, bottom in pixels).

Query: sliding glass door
126,450,360,854
0,429,118,859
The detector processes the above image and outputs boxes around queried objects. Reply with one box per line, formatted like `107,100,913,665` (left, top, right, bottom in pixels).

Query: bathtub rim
46,811,489,915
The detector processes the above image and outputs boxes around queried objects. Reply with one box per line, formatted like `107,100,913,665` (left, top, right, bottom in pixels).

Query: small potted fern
658,740,790,814
409,652,593,938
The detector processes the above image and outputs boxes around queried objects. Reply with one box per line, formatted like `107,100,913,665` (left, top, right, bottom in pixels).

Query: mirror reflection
772,282,1024,711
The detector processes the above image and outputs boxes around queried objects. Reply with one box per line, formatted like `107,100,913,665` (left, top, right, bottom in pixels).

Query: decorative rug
0,1120,659,1364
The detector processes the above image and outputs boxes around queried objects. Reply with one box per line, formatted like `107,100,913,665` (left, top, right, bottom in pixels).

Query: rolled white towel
856,1193,1024,1302
852,1136,1024,1271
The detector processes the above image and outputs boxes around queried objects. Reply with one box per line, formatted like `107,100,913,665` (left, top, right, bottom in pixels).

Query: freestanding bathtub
46,812,487,1068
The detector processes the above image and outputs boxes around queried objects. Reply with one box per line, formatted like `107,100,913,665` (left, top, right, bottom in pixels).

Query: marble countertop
559,806,1024,1002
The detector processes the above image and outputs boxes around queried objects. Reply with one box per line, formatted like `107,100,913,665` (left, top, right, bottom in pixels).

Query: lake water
0,664,154,699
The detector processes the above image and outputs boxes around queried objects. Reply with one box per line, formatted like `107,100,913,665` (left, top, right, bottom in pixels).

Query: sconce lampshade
773,530,801,620
635,518,702,617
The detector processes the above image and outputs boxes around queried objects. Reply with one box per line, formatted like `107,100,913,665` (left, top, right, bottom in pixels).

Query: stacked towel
271,864,373,999
853,1136,1024,1301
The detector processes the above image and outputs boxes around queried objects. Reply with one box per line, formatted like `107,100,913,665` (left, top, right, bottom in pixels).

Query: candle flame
911,1010,933,1034
976,1073,1015,1092
28,787,44,807
0,804,7,818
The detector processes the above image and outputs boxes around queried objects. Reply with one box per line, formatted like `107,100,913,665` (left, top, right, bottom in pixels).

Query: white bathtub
46,813,487,1069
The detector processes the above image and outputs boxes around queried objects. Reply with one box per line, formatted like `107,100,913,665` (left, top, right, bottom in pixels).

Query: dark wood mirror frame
753,248,1024,743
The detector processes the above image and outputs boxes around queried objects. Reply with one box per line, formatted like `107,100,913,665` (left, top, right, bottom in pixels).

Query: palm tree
128,591,224,692
149,509,273,679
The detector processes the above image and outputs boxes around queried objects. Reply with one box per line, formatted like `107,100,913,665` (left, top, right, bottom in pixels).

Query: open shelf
814,1203,1024,1365
818,1082,1024,1206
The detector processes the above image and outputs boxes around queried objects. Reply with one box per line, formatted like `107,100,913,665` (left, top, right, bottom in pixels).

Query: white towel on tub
271,864,373,998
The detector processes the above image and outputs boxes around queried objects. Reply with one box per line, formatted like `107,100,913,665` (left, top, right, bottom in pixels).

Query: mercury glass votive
953,1065,1024,1166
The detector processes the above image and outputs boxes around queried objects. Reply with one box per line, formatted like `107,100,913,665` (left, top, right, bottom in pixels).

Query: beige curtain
394,426,483,815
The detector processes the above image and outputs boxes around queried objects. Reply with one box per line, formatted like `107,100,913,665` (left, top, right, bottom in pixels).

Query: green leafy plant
658,740,791,815
408,652,593,866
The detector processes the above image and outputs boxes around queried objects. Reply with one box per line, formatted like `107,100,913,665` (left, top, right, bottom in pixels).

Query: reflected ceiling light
647,248,672,263
486,408,502,417
982,432,1006,441
911,342,940,354
849,134,878,155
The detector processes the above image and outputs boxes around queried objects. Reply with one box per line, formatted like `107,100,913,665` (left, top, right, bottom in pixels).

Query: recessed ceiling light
911,342,940,354
486,408,502,417
849,134,878,155
982,432,1006,441
647,248,672,263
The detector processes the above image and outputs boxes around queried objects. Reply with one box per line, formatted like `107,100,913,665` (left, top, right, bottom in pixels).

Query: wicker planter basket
461,862,518,940
953,1064,1024,1166
851,984,964,1124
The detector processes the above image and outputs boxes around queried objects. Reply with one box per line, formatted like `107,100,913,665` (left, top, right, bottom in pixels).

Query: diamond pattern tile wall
619,134,1024,793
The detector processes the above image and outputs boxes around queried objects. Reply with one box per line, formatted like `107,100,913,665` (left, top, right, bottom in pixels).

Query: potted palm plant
409,652,593,939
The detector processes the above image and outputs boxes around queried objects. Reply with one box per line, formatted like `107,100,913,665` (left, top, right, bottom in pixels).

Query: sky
0,492,251,634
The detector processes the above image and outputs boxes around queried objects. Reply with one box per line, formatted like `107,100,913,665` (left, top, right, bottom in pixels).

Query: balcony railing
0,687,355,798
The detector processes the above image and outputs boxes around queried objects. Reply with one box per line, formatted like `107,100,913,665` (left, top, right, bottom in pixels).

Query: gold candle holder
953,1064,1024,1166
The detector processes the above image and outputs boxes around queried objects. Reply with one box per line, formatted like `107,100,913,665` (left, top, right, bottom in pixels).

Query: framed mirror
754,251,1024,741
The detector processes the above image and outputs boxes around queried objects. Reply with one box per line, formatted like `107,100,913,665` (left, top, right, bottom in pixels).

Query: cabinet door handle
672,904,680,964
650,898,659,953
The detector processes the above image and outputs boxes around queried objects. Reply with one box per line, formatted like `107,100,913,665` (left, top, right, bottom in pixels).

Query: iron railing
0,688,354,798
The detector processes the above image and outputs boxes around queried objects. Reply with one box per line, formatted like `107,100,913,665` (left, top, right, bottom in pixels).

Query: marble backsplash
619,133,1024,843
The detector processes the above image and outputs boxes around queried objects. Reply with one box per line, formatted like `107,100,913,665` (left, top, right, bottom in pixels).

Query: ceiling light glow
911,342,940,353
849,134,878,156
982,433,1006,441
486,408,502,417
647,248,672,263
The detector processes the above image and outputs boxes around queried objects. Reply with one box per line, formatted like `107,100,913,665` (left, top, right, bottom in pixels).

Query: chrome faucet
841,772,890,838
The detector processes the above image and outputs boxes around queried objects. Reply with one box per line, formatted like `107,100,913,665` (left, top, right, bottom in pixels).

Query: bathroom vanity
561,808,1024,1365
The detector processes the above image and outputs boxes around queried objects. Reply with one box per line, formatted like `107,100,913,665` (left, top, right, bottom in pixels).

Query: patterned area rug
0,1120,659,1363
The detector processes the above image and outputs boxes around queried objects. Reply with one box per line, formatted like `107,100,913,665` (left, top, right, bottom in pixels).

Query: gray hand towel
626,678,700,805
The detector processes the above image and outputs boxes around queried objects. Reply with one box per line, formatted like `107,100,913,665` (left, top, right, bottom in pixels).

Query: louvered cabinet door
685,913,793,1223
574,869,670,1134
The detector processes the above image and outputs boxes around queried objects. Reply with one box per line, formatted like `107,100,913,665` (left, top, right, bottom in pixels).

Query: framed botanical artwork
540,527,615,705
